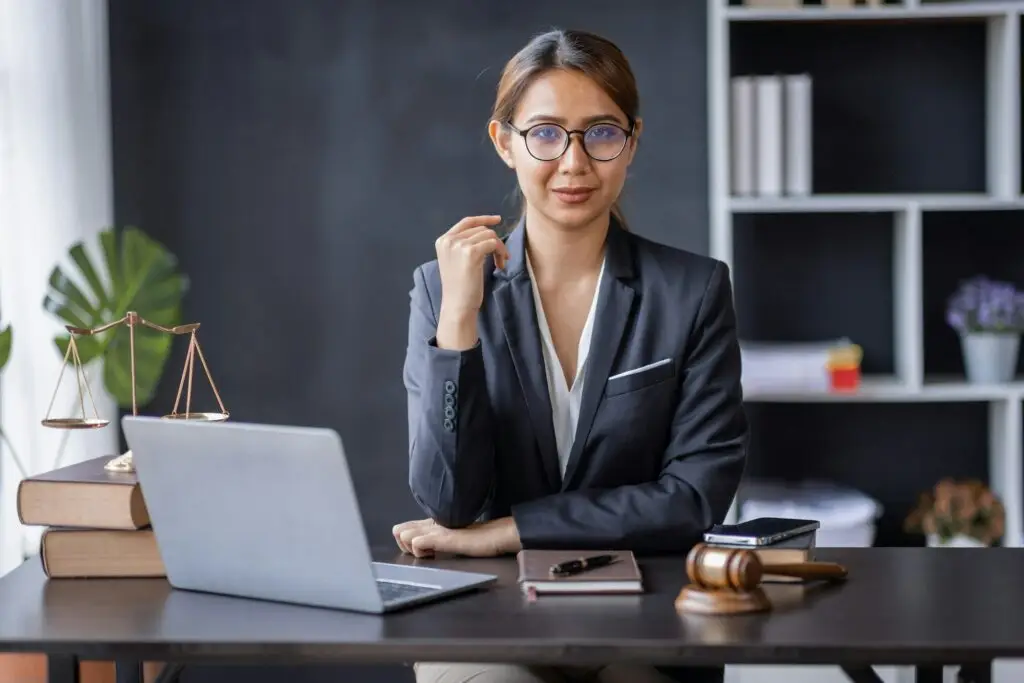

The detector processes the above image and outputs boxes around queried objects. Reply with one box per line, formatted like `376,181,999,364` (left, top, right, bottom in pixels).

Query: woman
395,28,748,683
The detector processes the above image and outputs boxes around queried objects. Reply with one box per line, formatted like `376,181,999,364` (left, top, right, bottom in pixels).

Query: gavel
675,543,848,615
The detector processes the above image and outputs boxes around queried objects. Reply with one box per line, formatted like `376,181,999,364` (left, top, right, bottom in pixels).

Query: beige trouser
413,662,678,683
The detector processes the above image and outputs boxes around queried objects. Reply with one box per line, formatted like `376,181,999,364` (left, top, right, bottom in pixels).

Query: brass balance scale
39,311,229,472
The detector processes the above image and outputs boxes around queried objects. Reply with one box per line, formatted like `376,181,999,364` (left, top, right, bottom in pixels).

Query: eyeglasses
505,120,634,162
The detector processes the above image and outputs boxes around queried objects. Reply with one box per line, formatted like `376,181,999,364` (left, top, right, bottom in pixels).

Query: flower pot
960,332,1020,384
927,533,987,548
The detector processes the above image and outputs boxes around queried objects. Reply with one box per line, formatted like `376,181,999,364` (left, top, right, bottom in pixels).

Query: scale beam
41,310,229,472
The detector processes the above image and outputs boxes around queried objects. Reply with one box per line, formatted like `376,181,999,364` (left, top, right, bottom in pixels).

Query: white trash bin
736,479,883,547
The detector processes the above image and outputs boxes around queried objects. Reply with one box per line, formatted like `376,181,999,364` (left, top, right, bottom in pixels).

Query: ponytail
610,200,630,232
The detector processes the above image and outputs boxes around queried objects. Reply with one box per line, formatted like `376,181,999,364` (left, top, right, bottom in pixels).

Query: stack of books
16,455,165,578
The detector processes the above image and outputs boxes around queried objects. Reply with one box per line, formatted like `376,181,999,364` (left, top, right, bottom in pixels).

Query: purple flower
946,309,966,330
947,276,1024,334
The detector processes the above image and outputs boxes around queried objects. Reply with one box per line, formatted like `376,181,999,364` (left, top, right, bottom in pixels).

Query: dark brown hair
491,29,639,229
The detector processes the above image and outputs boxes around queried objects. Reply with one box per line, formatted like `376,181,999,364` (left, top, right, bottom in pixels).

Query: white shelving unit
708,4,1024,681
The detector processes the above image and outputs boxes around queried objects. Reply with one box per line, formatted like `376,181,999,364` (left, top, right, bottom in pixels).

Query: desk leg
840,664,991,683
115,660,143,683
840,666,884,683
47,655,79,683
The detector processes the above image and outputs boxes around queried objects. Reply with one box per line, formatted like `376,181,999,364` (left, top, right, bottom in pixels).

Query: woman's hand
434,215,510,350
392,516,522,558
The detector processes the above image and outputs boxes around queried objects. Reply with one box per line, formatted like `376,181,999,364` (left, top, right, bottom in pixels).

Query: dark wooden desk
0,547,1019,683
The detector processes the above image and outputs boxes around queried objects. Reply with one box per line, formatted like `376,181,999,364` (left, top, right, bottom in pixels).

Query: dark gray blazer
403,216,748,555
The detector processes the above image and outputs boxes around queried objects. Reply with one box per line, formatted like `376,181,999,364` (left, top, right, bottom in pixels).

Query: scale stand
41,311,229,472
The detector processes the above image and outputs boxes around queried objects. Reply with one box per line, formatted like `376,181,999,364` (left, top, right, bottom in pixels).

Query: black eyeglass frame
503,119,636,162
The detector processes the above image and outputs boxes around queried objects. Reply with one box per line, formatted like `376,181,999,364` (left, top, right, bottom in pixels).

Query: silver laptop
121,415,497,613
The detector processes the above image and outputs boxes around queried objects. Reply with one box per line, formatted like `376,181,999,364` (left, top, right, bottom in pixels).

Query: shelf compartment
921,210,1024,379
732,211,897,376
741,401,990,547
730,20,988,195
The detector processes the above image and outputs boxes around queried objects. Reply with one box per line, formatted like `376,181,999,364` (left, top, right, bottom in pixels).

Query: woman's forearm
405,266,496,528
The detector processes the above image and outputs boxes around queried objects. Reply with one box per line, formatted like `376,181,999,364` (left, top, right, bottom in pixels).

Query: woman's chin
544,203,609,231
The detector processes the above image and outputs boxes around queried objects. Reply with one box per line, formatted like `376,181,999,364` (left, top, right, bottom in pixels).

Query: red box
829,365,861,391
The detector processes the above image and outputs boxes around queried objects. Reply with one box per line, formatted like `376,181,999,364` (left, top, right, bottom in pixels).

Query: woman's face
489,69,641,232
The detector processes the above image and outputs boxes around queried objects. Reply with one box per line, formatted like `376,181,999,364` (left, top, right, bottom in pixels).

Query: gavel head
686,543,764,592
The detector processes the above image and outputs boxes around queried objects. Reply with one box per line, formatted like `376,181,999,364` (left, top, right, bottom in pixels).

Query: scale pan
41,418,110,430
161,412,229,422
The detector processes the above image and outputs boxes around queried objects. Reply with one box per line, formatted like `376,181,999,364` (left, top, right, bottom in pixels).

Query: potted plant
946,275,1024,384
904,478,1005,547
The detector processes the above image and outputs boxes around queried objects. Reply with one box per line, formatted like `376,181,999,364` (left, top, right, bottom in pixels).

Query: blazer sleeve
510,261,749,553
403,264,496,528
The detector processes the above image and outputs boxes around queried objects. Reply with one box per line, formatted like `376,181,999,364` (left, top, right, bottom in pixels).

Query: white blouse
525,253,606,480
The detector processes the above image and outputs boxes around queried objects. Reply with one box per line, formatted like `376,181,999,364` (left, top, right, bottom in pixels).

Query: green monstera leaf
42,227,189,410
0,323,10,372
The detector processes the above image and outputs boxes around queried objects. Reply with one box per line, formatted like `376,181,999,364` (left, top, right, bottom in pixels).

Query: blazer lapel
492,221,561,491
561,220,637,491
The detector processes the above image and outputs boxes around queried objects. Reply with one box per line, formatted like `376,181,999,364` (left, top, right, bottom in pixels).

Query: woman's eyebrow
521,113,626,126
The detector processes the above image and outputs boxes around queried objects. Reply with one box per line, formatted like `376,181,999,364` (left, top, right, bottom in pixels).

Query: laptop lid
122,415,386,612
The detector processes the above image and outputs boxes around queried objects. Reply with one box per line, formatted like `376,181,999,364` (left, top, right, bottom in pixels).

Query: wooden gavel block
675,542,848,616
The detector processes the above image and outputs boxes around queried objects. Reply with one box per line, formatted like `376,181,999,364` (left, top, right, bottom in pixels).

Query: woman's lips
552,187,596,204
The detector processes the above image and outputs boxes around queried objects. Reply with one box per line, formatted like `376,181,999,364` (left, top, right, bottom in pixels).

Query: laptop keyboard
376,579,439,603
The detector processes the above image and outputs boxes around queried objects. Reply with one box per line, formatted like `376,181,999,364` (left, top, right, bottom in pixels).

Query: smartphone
702,517,820,547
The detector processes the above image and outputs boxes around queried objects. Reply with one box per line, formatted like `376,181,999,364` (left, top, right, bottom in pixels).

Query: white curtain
0,0,117,575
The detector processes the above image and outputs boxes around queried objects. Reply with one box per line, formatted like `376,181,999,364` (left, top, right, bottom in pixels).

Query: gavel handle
762,561,848,581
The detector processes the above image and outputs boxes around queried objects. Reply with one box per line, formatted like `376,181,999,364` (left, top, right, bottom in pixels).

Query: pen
549,554,617,576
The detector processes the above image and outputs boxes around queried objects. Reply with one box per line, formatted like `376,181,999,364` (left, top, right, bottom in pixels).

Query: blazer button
444,393,455,407
443,418,454,432
444,405,455,419
444,380,457,395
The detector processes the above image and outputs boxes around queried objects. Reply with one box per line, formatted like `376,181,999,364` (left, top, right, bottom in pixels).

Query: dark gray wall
107,0,709,549
107,2,707,681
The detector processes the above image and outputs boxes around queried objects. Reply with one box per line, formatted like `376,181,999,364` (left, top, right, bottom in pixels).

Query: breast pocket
595,358,678,483
605,358,675,397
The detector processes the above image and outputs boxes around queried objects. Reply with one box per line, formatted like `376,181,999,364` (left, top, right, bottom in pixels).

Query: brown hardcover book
516,550,643,595
17,456,149,530
39,527,165,579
